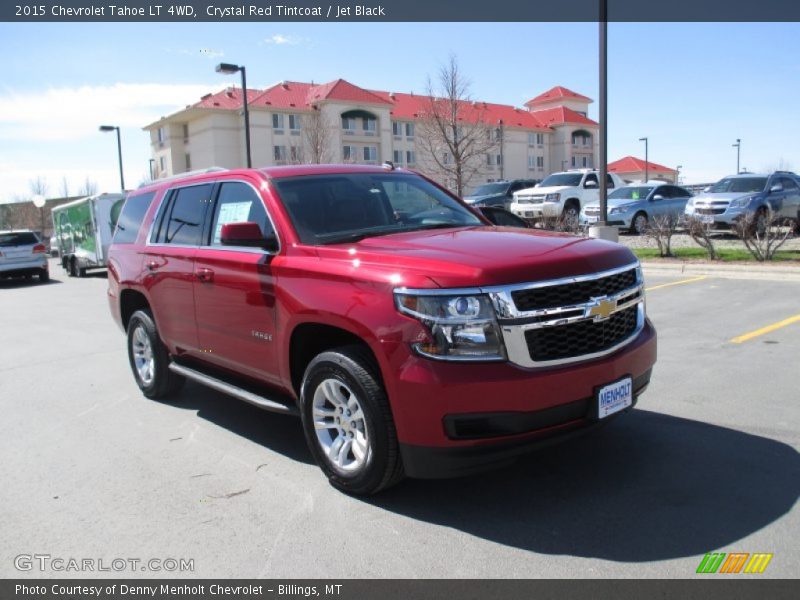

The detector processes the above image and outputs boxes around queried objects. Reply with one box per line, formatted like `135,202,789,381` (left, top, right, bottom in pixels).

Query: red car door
193,179,281,386
142,183,213,354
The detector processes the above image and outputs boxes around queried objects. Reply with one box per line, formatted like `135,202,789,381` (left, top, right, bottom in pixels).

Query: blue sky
1,21,798,202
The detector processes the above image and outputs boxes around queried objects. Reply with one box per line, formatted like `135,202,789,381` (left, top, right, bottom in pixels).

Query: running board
168,363,299,416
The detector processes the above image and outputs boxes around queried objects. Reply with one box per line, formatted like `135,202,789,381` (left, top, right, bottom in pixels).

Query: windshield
608,186,655,201
539,173,583,187
272,173,483,245
0,232,39,247
470,182,508,196
709,177,767,194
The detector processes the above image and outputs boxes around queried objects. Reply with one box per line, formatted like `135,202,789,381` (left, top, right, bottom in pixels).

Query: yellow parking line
731,314,800,344
645,276,707,292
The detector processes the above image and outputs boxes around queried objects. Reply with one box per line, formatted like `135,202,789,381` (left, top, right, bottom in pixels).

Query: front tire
630,211,648,235
561,201,580,229
126,309,185,400
300,345,404,495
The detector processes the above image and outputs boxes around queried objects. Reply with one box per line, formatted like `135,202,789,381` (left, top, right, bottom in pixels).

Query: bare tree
685,216,719,260
302,108,333,164
29,176,49,198
78,177,98,196
416,55,499,197
645,213,682,257
733,210,795,261
59,176,71,198
762,158,793,173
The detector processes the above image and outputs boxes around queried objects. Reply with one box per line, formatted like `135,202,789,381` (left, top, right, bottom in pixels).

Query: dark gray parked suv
463,179,539,209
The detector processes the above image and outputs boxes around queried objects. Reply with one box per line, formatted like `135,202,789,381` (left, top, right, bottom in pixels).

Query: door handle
146,260,159,271
196,268,214,283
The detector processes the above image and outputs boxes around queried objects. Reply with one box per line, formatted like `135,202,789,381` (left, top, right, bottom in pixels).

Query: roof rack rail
139,167,228,188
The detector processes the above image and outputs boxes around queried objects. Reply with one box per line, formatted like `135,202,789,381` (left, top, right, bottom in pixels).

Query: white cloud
0,82,217,142
262,34,307,46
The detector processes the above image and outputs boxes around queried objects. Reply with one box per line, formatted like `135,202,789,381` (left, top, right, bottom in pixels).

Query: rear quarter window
0,232,39,246
113,192,156,244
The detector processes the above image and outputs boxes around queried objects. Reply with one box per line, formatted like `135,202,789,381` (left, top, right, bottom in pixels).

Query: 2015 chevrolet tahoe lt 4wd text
107,164,657,495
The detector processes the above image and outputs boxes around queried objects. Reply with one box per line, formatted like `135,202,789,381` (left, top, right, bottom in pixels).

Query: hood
517,185,570,196
693,192,756,204
312,226,636,289
584,198,642,210
463,193,504,204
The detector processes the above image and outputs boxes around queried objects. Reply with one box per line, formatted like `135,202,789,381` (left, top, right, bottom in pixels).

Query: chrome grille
524,305,638,362
511,267,638,311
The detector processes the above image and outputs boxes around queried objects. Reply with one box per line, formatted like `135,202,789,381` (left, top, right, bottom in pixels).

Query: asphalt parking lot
1,258,798,579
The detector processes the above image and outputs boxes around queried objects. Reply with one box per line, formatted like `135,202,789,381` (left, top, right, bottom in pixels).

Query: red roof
193,87,263,110
187,80,592,130
608,156,676,174
525,86,592,107
528,106,597,127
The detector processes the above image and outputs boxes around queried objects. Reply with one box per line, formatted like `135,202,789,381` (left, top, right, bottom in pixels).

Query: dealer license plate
597,377,633,419
700,214,714,224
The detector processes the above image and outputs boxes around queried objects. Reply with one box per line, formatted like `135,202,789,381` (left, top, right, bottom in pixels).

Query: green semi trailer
51,193,126,277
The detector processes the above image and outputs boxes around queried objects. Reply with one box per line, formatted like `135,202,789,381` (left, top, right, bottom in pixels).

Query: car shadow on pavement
0,277,62,289
366,409,800,563
174,380,313,465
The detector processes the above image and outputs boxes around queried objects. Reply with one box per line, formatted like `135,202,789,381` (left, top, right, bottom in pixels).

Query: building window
405,123,414,138
571,156,577,167
342,116,356,132
537,156,544,169
392,122,402,137
363,118,377,134
159,156,166,172
343,145,356,161
443,152,451,165
157,127,165,144
536,133,544,145
185,153,191,171
527,155,535,169
363,146,378,162
582,156,588,168
406,150,416,165
393,150,403,164
290,146,301,162
182,124,189,141
528,133,535,145
274,145,287,162
273,113,285,132
289,114,301,132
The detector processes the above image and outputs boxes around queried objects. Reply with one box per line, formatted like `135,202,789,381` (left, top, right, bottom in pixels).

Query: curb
640,261,800,282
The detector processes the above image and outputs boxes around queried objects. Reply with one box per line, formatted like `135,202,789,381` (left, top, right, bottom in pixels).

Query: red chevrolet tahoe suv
107,164,656,495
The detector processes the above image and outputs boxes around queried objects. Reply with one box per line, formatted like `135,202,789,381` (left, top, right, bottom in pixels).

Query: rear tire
126,309,185,400
38,270,49,283
300,345,404,495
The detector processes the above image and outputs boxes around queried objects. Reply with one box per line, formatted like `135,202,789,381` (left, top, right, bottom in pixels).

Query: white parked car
510,169,626,226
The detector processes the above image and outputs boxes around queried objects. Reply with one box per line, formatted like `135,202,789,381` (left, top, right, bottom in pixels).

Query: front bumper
0,256,48,277
685,205,742,226
580,213,631,228
510,201,560,220
388,319,657,478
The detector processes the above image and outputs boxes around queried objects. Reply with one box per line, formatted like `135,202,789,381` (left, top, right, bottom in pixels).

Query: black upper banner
1,0,797,22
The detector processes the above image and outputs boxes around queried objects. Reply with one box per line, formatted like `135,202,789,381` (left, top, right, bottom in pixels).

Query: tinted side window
113,192,155,244
584,174,598,187
209,182,274,245
780,177,798,191
157,184,211,245
606,175,616,189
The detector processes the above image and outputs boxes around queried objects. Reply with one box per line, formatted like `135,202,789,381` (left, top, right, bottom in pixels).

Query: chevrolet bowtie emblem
586,297,617,320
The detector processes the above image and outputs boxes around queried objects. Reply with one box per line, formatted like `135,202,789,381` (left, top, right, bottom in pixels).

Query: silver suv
0,230,50,283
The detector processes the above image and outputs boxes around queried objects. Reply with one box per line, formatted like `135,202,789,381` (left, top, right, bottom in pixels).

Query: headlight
545,193,560,202
395,291,506,361
608,206,624,215
729,195,756,209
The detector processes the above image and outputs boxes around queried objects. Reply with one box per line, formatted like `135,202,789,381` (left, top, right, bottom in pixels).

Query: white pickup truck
510,169,626,225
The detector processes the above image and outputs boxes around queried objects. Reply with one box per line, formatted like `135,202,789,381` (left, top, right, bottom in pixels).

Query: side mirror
220,221,279,252
769,183,783,193
652,194,664,201
584,180,598,188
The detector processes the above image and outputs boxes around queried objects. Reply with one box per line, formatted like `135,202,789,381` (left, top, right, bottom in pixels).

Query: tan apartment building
144,81,599,192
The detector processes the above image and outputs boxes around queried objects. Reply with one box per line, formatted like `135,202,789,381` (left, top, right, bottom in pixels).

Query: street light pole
676,165,683,184
99,125,125,191
733,138,741,174
599,0,608,227
216,62,252,168
497,119,504,180
639,136,648,182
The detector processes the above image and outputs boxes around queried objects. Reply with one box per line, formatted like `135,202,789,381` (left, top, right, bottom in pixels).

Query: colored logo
696,552,773,574
586,297,617,321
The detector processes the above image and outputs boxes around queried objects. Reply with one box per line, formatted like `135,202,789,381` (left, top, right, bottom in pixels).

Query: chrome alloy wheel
312,378,369,472
132,325,155,386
